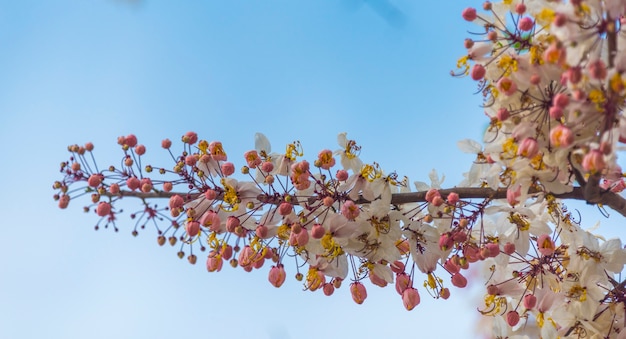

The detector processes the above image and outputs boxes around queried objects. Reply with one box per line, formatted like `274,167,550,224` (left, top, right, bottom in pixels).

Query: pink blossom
497,77,517,96
549,125,573,148
341,200,360,220
537,234,556,256
244,150,262,168
582,150,606,174
209,141,227,161
316,149,336,170
182,131,198,145
517,137,539,158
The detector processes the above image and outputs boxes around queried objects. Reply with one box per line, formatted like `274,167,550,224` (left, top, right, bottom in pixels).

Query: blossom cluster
52,0,626,337
454,0,626,337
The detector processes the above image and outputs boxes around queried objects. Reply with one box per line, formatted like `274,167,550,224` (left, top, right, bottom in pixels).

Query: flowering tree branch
54,1,626,338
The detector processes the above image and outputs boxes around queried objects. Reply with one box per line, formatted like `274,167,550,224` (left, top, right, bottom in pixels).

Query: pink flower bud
588,59,607,80
507,310,520,326
96,202,111,217
487,284,500,295
451,273,468,288
439,233,454,251
87,174,103,188
226,216,240,232
402,288,421,311
205,189,217,200
185,221,200,237
515,3,526,14
425,189,440,203
497,108,510,121
549,106,563,120
185,155,197,166
134,144,146,156
486,243,500,257
323,283,335,296
553,93,569,108
462,7,477,21
256,225,269,239
268,265,286,288
553,12,567,27
261,161,274,172
221,245,233,260
350,282,367,304
182,131,198,145
471,64,486,81
440,288,451,299
523,294,537,309
503,242,516,255
126,177,140,191
221,162,235,176
169,194,184,210
447,192,460,205
336,170,349,181
109,183,120,194
278,202,293,216
311,223,325,239
124,134,138,147
296,227,309,246
161,138,172,149
518,17,533,31
140,178,153,193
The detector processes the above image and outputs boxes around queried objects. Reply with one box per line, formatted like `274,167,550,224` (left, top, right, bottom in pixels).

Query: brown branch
104,186,626,218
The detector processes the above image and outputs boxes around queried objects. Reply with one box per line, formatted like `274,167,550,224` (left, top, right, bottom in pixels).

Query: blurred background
1,1,623,338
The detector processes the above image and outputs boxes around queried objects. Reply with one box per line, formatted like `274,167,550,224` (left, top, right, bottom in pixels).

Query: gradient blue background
2,1,623,338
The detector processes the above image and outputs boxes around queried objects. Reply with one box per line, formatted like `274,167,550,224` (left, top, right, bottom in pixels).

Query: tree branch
104,186,626,218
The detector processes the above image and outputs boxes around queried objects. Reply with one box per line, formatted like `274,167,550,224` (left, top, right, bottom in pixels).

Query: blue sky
2,1,625,338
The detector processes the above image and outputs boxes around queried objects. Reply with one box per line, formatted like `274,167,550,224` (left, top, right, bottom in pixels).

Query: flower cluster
52,0,626,337
453,0,626,337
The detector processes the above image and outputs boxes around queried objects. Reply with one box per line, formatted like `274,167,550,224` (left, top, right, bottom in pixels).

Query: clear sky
2,1,625,338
